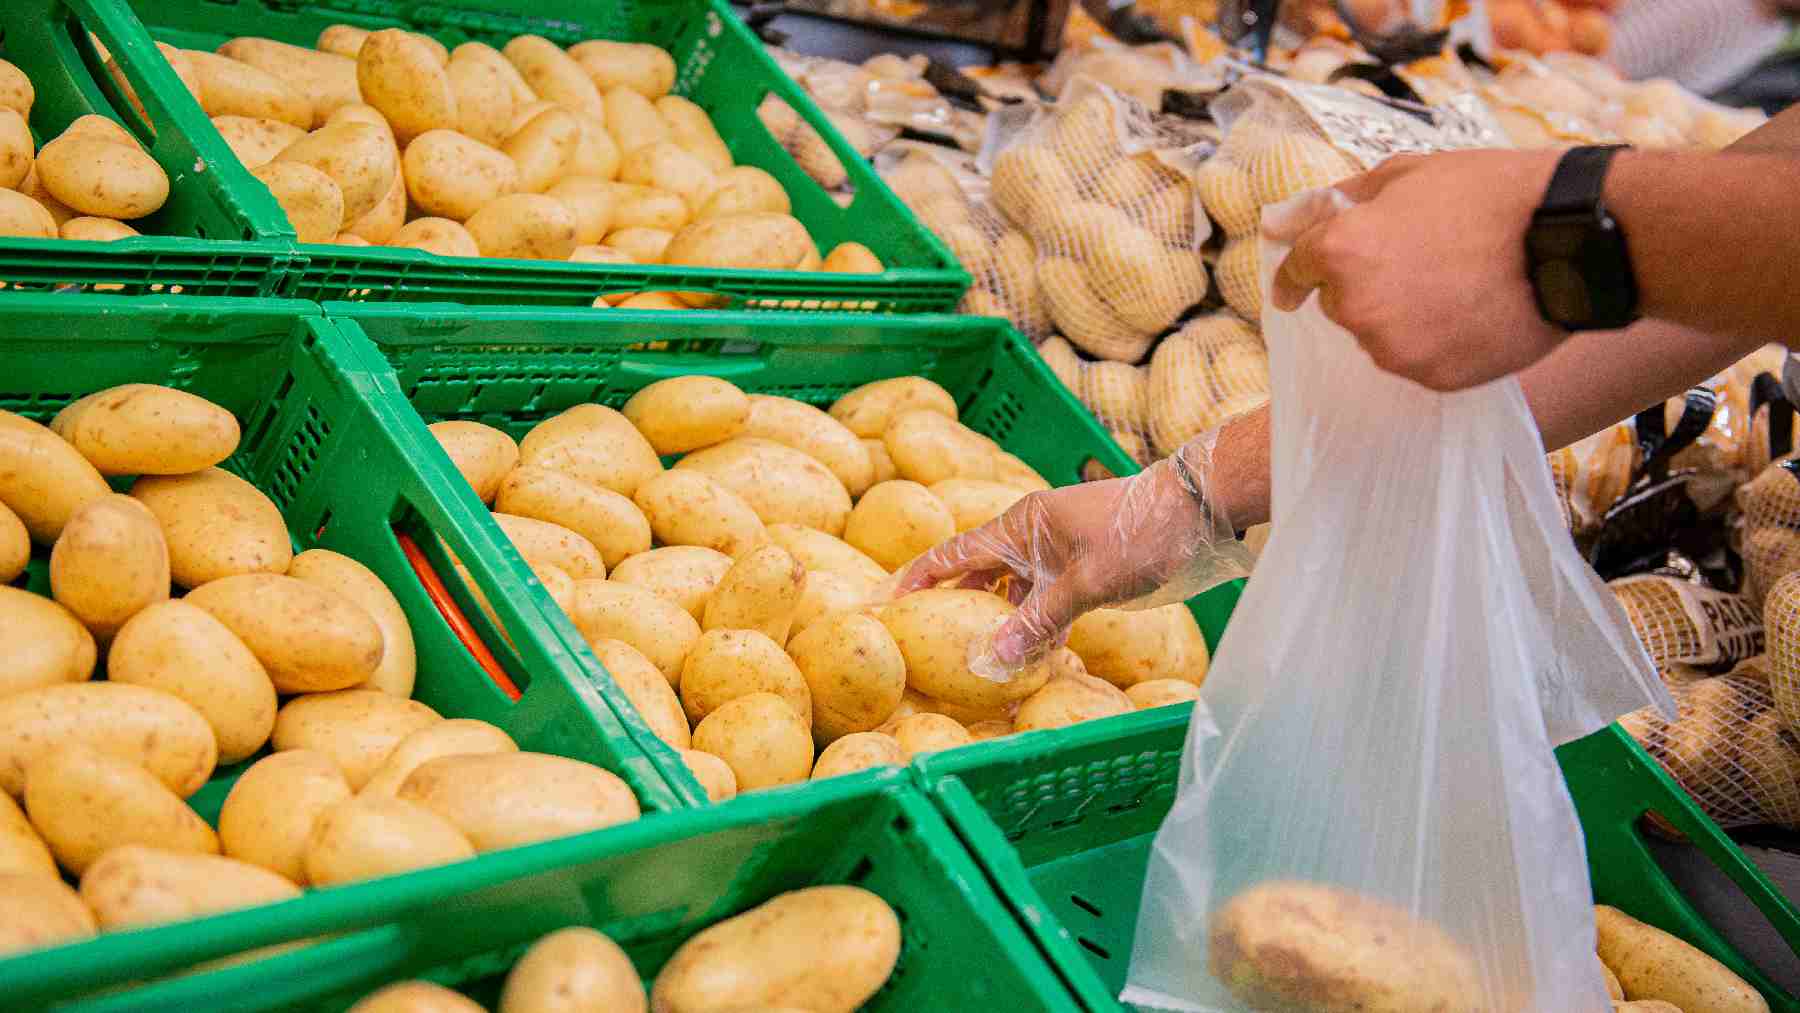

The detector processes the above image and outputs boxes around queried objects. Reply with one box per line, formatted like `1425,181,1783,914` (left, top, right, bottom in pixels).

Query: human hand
893,433,1252,674
1266,149,1570,392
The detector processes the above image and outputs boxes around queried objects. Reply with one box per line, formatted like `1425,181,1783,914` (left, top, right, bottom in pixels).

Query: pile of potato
429,373,1209,800
0,383,638,962
1597,905,1769,1013
156,26,882,295
348,885,899,1012
0,58,171,240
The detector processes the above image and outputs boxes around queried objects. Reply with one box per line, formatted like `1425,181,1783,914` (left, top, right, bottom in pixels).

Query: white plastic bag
1121,196,1671,1012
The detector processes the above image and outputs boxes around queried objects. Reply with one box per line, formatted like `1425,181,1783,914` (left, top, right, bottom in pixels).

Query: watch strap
1540,144,1628,217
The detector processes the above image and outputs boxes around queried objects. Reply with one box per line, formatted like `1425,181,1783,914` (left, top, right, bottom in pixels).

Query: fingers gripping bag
1122,195,1671,1012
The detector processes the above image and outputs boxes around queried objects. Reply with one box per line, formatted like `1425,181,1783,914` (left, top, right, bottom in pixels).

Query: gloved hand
894,429,1253,678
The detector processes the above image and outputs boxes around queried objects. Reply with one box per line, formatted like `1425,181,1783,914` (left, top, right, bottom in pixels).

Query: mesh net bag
1764,569,1800,737
1147,313,1269,459
1617,672,1800,830
988,78,1212,363
1736,459,1800,606
1546,422,1638,538
1609,574,1764,672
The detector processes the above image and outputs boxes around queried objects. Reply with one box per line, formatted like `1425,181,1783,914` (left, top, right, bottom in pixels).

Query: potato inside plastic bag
1123,196,1669,1012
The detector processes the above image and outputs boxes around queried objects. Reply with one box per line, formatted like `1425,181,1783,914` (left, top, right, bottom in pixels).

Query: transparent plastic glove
894,429,1253,679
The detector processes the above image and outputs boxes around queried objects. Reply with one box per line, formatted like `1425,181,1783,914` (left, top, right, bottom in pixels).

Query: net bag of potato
1618,668,1800,831
1123,198,1669,1012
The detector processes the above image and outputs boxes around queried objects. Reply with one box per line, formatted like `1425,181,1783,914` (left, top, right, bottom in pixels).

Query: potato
695,165,788,221
617,291,686,310
327,102,398,139
398,751,638,851
452,41,536,108
884,411,995,486
620,141,715,214
567,115,620,182
272,689,440,790
360,720,519,801
569,579,701,685
288,548,417,698
766,524,889,584
789,570,874,641
0,108,32,191
0,58,32,117
272,122,397,222
218,38,358,126
606,182,690,232
689,692,812,791
57,215,135,244
184,573,385,694
822,242,883,274
47,383,234,477
966,719,1012,742
1067,604,1209,689
570,41,675,100
571,245,632,266
829,377,957,439
633,471,767,559
604,86,670,154
107,601,274,763
928,479,1025,534
0,587,94,698
677,749,737,803
698,544,805,645
811,731,905,780
590,639,689,751
46,494,167,640
1604,960,1625,1001
1126,679,1202,710
0,411,109,543
495,512,606,581
881,590,1050,712
503,37,604,123
790,611,906,743
0,682,215,798
351,982,486,1013
402,129,520,220
345,164,407,244
504,107,580,193
218,749,350,883
0,873,95,956
0,188,55,238
662,213,812,281
651,886,899,1012
654,95,731,174
609,546,732,620
253,161,344,242
601,226,671,263
991,452,1051,494
185,49,312,128
844,481,955,573
1595,905,1766,1013
446,47,517,147
0,791,54,878
304,794,474,886
81,845,299,934
501,925,646,1013
466,192,579,260
0,502,22,585
25,745,217,874
507,99,558,138
546,176,619,245
391,217,478,257
680,628,811,727
676,438,852,536
497,466,650,570
742,395,874,498
1014,673,1132,732
879,712,972,758
358,30,458,145
621,375,750,456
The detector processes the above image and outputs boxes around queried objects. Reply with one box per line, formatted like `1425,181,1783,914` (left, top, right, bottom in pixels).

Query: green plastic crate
0,295,692,1010
44,771,1087,1013
124,0,967,311
923,719,1800,1012
0,0,294,295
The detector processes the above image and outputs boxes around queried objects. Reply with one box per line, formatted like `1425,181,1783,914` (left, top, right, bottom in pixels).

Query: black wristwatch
1525,145,1640,332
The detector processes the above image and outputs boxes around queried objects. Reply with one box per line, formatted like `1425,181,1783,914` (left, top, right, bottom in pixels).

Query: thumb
992,577,1082,668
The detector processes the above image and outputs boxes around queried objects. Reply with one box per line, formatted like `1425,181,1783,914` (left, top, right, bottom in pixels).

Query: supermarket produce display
0,0,1797,1009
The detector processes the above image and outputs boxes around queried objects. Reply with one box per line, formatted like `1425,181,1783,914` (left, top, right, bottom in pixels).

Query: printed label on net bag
1612,574,1765,667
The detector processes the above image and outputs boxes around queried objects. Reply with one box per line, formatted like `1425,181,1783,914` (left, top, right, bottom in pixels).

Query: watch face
1532,258,1591,326
1528,212,1636,330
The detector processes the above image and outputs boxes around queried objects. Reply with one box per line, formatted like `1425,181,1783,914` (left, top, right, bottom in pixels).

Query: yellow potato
506,99,558,138
675,438,852,536
446,46,518,147
591,639,689,751
25,745,217,874
878,712,971,758
273,121,398,222
689,692,812,791
701,544,806,647
601,226,671,263
883,411,995,486
662,213,812,281
271,689,441,791
604,86,670,154
495,512,606,581
0,873,96,957
327,102,397,138
47,383,234,477
790,611,906,743
0,108,33,191
352,983,485,1013
633,470,768,559
617,291,686,310
0,502,22,584
391,216,479,257
569,579,701,685
621,375,750,455
766,524,889,584
345,164,407,243
1604,960,1625,1001
0,188,56,238
605,182,690,232
398,751,639,851
288,548,417,698
304,794,474,886
651,886,899,1012
991,452,1051,493
466,192,579,260
451,41,537,109
611,545,733,620
742,395,874,498
927,479,1026,534
695,165,789,221
1014,673,1132,732
655,95,731,174
47,494,168,640
570,41,675,100
1595,905,1767,1013
822,242,883,274
218,38,359,125
357,29,458,145
253,161,344,242
861,438,899,487
0,681,216,797
218,749,351,883
844,480,955,573
54,216,133,241
620,141,716,214
402,129,520,220
1067,604,1209,689
0,58,32,117
1126,679,1202,710
0,791,55,878
498,466,651,570
829,377,957,439
81,845,299,932
501,925,647,1013
789,570,874,641
966,718,1013,742
360,720,520,800
679,627,811,727
185,573,385,693
109,601,276,763
812,731,905,779
185,49,313,128
678,749,738,802
546,176,619,244
314,24,370,59
505,107,581,193
0,591,92,698
521,403,669,497
880,590,1050,712
569,115,621,182
503,36,605,123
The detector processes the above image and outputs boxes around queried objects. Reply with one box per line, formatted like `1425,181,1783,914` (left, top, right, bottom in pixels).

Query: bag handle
1635,386,1717,482
1749,371,1795,462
